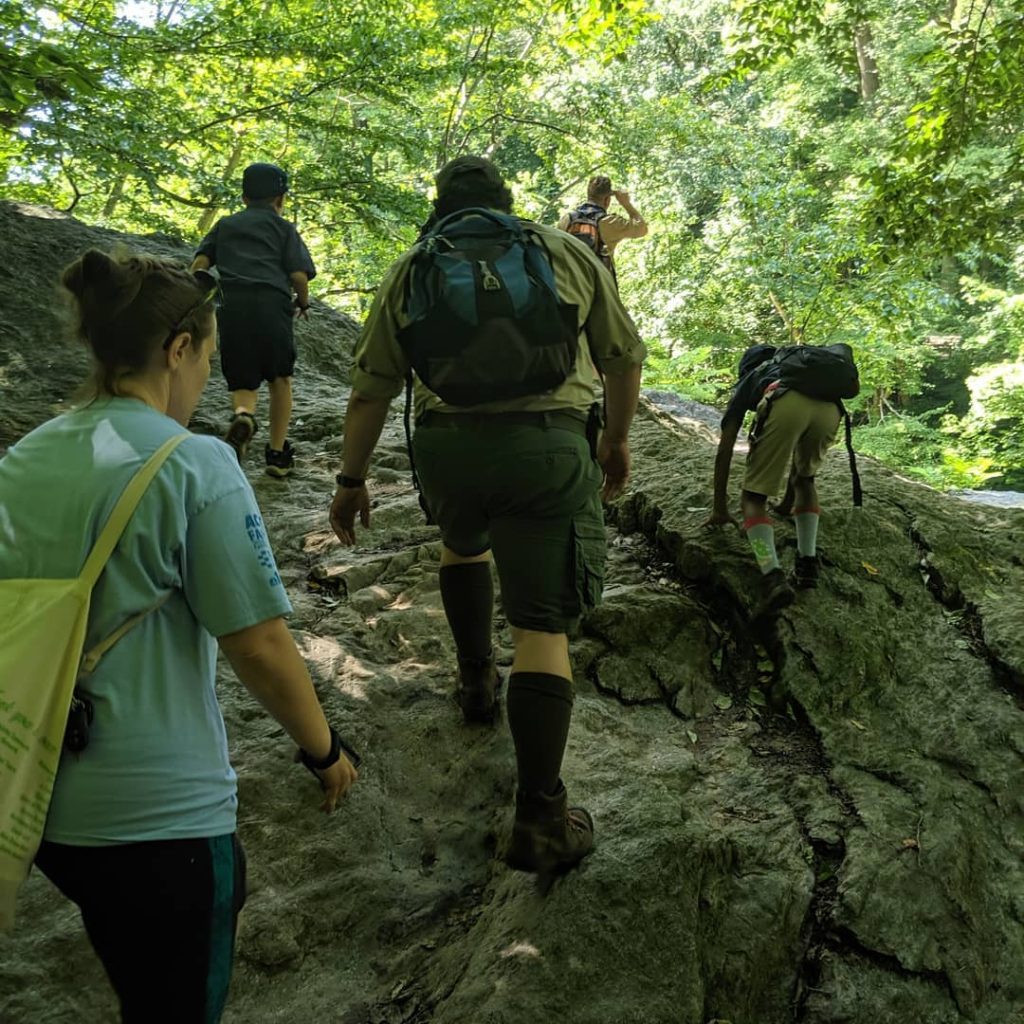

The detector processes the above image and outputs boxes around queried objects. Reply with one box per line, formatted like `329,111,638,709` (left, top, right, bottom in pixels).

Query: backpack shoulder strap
78,433,190,591
839,402,863,507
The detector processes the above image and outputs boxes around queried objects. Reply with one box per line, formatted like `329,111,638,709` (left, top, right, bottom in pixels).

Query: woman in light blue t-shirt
0,250,358,1024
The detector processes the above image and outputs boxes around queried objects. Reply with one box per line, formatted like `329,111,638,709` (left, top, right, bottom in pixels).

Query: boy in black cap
191,161,316,477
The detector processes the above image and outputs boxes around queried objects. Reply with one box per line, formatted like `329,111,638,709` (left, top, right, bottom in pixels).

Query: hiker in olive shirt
330,156,646,874
558,175,648,282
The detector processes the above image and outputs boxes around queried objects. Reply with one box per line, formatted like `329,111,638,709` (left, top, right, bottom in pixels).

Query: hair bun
57,249,142,319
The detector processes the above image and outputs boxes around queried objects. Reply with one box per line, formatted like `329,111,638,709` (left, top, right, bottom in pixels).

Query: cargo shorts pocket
571,513,606,615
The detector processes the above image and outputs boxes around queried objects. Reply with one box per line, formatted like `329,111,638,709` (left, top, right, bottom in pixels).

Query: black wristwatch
335,473,366,488
294,298,310,311
299,727,343,772
298,727,362,775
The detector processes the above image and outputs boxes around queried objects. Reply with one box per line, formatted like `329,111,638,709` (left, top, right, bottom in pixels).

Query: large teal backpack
397,207,580,406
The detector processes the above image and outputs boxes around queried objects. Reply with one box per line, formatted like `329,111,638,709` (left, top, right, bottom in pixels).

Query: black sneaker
224,412,257,463
265,440,295,478
755,567,796,619
794,555,820,589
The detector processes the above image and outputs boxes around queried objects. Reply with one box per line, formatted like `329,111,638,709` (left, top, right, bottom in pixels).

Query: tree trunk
855,25,880,100
939,253,959,297
195,135,247,236
102,175,126,220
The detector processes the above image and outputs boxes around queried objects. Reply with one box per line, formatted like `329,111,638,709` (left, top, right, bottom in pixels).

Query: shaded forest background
2,0,1023,489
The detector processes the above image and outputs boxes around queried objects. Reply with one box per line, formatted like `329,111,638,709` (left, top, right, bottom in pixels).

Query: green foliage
854,414,1002,490
1,0,1021,491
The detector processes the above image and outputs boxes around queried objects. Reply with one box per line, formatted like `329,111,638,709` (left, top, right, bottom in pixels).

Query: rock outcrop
1,202,1022,1024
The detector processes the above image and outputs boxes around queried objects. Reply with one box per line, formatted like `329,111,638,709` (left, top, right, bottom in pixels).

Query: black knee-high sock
507,672,574,795
439,562,494,661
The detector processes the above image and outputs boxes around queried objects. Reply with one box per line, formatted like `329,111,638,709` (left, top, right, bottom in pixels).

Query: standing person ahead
191,161,316,478
329,156,646,875
558,174,648,284
0,250,356,1023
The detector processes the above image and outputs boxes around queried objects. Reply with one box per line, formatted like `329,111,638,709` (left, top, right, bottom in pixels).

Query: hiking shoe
755,567,796,619
224,412,257,462
505,781,594,875
455,653,501,725
265,440,295,478
794,555,820,590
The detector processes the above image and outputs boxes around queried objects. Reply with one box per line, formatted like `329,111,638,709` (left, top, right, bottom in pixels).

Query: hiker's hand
330,485,371,545
294,305,310,320
314,755,358,813
597,436,630,502
613,190,631,206
703,507,739,529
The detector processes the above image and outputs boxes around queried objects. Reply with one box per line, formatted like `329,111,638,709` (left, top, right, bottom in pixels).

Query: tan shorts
743,390,841,497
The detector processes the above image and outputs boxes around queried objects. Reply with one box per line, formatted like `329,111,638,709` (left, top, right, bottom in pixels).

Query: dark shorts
412,412,605,633
217,288,296,391
36,834,247,1024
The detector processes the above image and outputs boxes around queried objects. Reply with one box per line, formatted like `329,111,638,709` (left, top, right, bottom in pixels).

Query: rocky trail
0,202,1022,1024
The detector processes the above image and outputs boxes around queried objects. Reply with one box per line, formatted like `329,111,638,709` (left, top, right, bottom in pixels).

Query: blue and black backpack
397,207,580,406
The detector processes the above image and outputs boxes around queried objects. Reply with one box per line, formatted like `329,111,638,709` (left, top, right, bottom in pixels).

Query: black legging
36,834,246,1024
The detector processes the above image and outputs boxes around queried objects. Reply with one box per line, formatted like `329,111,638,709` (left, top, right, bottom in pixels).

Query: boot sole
264,463,293,478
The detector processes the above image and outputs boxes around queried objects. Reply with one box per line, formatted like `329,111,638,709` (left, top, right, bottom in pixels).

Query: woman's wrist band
298,726,362,775
336,473,365,488
299,727,342,771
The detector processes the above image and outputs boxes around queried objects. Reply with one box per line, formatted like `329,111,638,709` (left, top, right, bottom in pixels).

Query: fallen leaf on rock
862,562,880,576
900,838,920,850
686,729,698,744
714,695,733,711
848,719,867,731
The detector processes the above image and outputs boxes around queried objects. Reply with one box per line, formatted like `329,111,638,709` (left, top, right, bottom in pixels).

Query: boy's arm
190,255,211,272
705,422,741,527
290,271,310,316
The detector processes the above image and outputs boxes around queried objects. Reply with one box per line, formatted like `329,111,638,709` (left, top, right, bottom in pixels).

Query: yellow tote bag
0,433,188,929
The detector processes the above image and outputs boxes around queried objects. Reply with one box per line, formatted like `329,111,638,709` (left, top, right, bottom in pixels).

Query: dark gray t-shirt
721,363,783,431
196,206,316,299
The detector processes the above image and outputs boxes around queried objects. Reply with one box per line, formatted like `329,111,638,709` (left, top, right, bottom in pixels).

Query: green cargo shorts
412,412,605,634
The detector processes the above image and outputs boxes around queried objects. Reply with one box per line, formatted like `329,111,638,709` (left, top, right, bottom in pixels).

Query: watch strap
336,473,366,488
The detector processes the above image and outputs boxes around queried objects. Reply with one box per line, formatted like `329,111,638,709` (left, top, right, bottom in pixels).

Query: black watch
294,299,310,311
299,727,342,772
335,473,366,488
298,727,362,776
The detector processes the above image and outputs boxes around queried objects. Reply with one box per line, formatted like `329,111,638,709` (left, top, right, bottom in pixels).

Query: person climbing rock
191,161,316,478
329,156,646,875
557,175,648,285
0,249,356,1023
705,343,859,616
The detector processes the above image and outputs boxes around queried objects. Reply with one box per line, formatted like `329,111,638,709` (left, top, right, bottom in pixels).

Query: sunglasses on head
163,267,222,349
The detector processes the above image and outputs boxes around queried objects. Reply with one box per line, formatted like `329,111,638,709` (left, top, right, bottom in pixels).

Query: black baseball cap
242,162,289,200
434,156,506,197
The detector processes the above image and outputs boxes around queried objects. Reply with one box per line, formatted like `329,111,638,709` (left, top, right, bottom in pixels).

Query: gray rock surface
1,203,1023,1024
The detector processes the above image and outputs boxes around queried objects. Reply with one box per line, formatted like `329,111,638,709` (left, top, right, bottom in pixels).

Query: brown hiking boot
455,653,500,725
224,411,257,463
504,781,594,875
